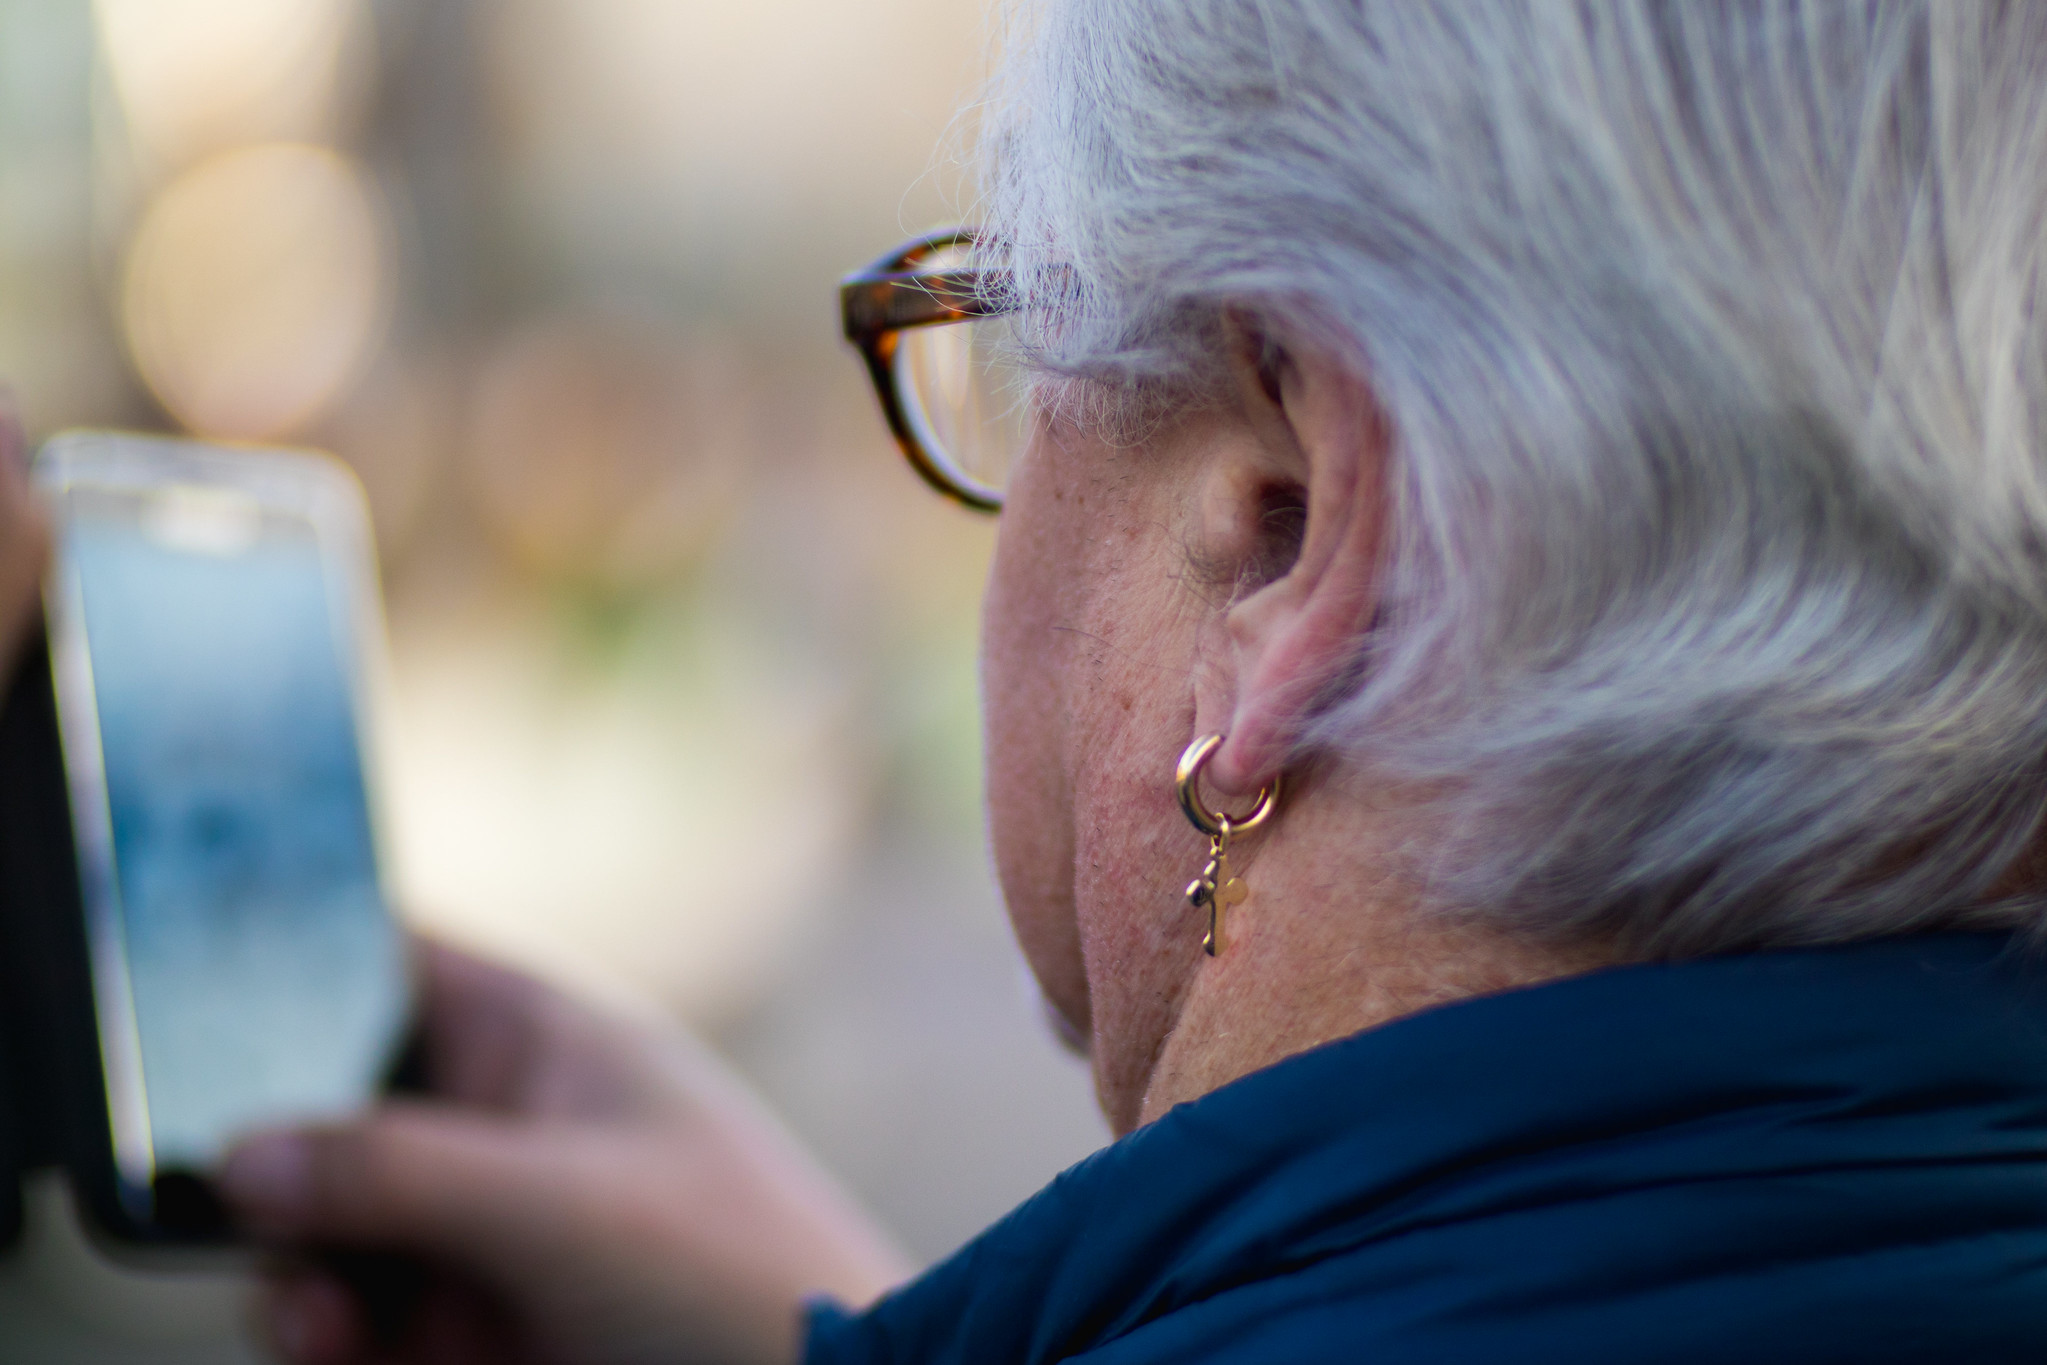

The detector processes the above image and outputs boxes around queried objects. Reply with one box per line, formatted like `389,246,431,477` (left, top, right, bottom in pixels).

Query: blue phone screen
66,494,406,1177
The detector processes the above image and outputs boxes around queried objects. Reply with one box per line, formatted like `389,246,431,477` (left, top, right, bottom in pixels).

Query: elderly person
45,0,2038,1360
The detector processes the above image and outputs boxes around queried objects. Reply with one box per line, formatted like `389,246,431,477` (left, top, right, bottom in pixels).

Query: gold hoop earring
1175,733,1281,957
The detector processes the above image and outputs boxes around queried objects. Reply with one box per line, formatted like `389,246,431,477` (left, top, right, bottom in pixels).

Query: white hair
980,0,2047,956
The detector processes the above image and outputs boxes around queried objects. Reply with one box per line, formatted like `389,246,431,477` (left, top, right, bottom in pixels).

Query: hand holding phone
224,941,912,1364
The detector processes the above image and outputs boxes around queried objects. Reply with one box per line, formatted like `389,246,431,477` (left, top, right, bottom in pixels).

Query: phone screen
50,471,407,1215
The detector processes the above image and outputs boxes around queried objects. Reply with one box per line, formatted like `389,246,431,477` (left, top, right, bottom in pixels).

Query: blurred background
0,0,1106,1359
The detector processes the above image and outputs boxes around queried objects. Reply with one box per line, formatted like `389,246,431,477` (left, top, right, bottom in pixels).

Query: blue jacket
806,934,2047,1363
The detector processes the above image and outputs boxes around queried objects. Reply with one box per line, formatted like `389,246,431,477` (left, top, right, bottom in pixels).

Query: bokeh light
120,142,389,441
382,597,864,1022
462,317,749,586
93,0,363,168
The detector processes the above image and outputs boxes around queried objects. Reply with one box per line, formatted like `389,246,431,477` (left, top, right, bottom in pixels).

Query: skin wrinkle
1047,623,1189,683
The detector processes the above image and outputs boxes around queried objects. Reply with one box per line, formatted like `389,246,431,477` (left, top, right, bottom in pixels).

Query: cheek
981,447,1092,1038
980,426,1215,1127
1060,555,1209,1127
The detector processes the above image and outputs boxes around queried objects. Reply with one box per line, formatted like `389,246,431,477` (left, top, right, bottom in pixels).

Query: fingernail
220,1134,313,1220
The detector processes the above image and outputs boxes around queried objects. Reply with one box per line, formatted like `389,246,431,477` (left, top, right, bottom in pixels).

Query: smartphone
29,431,411,1242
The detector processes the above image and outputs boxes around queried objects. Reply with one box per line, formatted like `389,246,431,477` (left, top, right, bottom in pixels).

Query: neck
1137,809,1612,1128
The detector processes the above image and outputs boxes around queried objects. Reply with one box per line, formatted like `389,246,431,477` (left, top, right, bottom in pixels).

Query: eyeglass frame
840,227,1015,513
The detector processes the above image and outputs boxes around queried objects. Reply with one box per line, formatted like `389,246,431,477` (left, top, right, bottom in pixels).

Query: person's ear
1206,325,1389,797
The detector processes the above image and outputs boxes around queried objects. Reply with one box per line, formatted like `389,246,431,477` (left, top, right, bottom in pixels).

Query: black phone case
0,1014,18,1252
0,621,236,1246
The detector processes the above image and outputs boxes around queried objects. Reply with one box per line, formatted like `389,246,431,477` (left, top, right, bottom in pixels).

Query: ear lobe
1209,346,1389,797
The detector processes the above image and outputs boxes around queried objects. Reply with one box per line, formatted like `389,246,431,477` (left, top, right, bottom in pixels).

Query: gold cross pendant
1185,844,1250,956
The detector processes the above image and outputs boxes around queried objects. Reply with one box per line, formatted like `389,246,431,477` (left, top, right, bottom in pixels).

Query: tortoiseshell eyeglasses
840,228,1029,513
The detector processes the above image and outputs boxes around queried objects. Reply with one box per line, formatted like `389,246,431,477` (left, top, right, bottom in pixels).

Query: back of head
983,1,2047,956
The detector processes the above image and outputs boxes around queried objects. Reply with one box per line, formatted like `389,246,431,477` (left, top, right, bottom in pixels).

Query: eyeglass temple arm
840,268,1009,345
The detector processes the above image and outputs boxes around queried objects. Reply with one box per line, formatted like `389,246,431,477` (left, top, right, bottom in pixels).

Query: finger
0,387,46,685
408,937,552,1106
260,1268,366,1365
0,391,46,551
406,938,654,1118
406,1277,534,1365
257,1259,528,1365
414,935,544,1020
220,1107,554,1263
0,386,24,476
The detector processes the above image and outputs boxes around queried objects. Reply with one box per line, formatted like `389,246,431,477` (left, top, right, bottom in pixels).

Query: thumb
0,384,25,474
220,1104,548,1262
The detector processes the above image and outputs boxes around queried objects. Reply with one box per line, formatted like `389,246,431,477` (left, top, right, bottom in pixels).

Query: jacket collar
813,933,2047,1364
